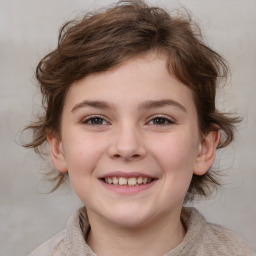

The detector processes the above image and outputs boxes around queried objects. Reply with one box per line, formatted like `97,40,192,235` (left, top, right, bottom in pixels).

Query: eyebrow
71,99,187,113
139,99,187,112
71,100,111,112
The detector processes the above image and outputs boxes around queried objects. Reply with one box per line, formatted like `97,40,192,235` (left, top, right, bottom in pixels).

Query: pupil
92,118,102,124
154,118,165,124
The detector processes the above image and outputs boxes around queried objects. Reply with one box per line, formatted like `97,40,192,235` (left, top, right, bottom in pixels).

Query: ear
193,130,220,176
47,133,68,173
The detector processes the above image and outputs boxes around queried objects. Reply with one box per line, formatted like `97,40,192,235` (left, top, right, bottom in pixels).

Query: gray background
0,0,255,255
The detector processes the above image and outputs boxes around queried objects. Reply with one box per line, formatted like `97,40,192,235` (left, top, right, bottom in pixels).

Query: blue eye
83,116,107,125
149,117,174,125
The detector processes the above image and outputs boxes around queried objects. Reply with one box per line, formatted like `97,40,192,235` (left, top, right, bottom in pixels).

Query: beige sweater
29,207,253,256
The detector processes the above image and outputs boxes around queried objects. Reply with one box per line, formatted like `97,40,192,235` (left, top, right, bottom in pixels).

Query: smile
103,176,154,186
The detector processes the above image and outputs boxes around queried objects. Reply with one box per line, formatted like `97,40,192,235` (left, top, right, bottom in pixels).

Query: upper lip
98,171,157,179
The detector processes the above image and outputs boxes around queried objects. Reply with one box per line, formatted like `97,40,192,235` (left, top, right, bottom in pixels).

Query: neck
86,208,185,256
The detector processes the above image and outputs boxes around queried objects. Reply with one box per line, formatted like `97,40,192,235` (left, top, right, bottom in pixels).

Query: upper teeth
104,177,152,186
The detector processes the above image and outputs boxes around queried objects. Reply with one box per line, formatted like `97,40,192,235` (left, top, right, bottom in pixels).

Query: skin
48,52,219,256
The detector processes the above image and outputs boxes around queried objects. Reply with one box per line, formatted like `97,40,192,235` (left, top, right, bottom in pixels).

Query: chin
103,206,157,228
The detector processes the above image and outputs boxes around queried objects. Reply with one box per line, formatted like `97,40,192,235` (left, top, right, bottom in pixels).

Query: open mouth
101,176,155,186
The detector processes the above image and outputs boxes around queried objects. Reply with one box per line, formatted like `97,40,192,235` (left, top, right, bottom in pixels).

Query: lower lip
99,179,157,194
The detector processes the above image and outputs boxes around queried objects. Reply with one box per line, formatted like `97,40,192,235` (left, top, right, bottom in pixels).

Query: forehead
64,52,196,114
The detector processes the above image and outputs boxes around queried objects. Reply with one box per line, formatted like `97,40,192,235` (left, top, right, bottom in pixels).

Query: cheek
151,132,199,172
63,134,108,202
149,130,199,197
63,132,107,177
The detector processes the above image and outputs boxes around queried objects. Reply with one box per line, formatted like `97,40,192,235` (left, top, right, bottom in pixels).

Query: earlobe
47,133,68,173
194,130,220,176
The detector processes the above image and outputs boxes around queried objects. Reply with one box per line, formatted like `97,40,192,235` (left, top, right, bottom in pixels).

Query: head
25,0,239,202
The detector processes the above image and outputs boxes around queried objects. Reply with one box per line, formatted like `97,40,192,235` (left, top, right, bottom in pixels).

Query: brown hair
24,0,240,201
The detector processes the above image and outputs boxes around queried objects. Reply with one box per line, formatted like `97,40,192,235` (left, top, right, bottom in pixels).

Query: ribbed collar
65,207,205,256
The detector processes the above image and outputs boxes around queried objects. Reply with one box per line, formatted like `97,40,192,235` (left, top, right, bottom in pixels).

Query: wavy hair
24,0,240,201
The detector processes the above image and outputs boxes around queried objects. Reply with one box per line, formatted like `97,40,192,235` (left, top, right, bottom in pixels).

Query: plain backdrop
0,0,255,255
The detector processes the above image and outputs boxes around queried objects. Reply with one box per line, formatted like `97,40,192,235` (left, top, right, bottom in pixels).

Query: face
49,52,218,228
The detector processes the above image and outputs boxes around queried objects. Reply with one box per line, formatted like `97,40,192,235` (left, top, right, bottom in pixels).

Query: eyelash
148,116,175,126
82,115,108,125
82,115,175,126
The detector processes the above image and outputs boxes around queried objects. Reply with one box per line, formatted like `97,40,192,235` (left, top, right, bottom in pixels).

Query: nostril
109,139,146,160
112,153,142,161
113,153,141,158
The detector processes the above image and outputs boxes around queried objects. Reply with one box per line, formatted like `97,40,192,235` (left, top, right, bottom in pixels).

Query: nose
108,123,146,161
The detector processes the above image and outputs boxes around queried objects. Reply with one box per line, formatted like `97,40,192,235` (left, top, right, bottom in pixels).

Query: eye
82,116,108,125
148,116,174,125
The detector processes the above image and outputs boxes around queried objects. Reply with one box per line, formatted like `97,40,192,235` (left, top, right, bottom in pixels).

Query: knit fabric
28,207,253,256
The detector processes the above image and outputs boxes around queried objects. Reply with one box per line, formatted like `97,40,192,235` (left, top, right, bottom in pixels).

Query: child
25,0,253,255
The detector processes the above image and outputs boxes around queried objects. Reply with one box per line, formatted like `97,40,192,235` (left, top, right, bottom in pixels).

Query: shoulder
181,207,253,256
28,229,69,256
28,208,95,256
202,220,253,255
